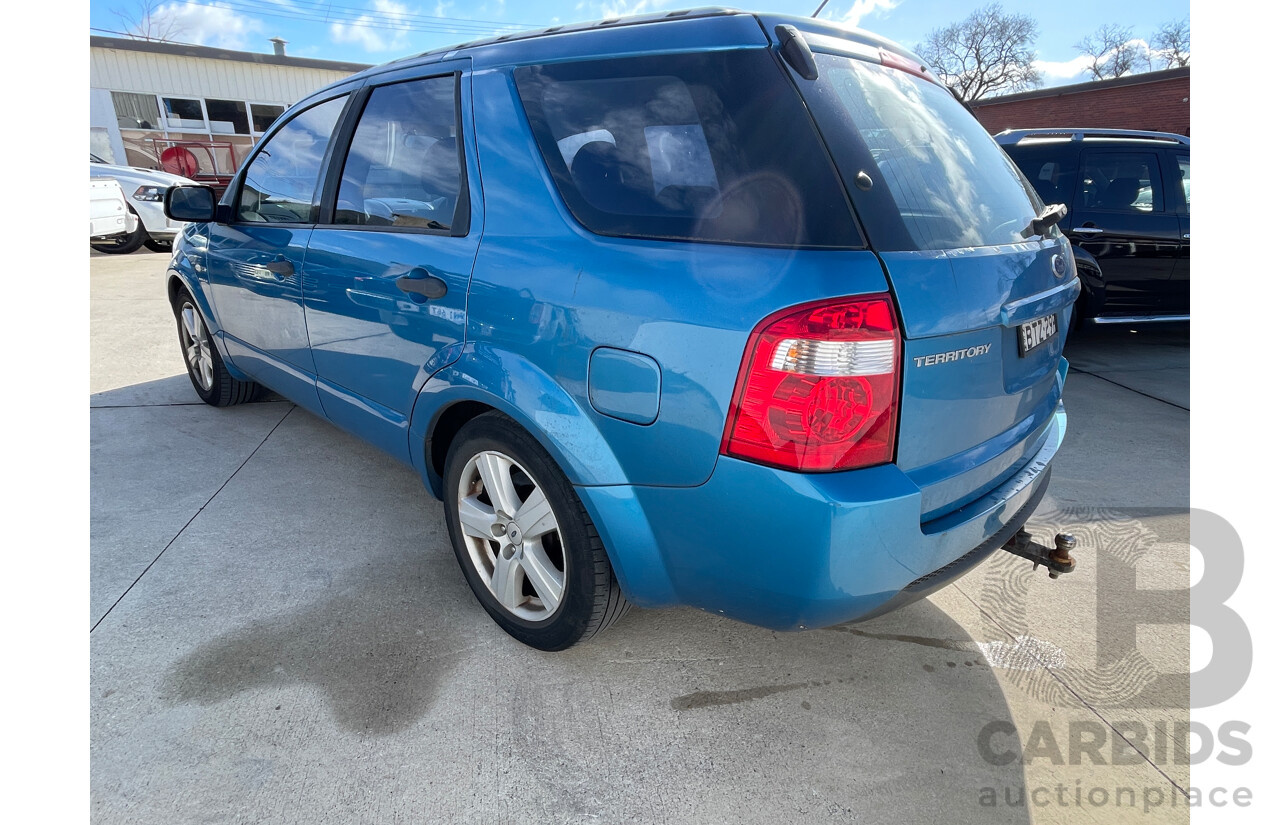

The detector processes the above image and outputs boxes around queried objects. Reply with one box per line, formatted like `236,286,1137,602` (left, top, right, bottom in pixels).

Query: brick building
969,67,1189,136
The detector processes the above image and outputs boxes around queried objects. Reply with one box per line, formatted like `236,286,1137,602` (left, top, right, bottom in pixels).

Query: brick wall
971,73,1190,136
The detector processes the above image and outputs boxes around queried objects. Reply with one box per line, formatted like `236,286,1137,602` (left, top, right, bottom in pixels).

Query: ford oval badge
1051,253,1067,279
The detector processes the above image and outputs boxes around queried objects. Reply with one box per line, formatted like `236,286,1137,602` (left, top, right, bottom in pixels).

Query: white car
89,153,196,254
89,178,136,241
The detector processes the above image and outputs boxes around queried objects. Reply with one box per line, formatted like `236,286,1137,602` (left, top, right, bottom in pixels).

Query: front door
204,94,350,412
302,70,479,461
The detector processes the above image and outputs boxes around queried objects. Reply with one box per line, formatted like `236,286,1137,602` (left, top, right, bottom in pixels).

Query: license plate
1018,314,1058,356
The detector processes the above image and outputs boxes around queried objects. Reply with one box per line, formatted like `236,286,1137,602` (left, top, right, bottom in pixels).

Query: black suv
997,129,1189,325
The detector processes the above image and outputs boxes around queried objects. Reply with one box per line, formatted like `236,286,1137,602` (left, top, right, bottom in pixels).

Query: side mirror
164,185,218,222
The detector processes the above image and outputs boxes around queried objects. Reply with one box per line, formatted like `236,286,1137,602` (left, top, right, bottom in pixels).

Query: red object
879,48,941,85
160,146,201,177
721,295,901,472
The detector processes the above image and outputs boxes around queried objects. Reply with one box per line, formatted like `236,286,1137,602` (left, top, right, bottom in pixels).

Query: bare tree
1150,19,1190,68
1075,24,1143,80
112,0,187,42
916,3,1042,102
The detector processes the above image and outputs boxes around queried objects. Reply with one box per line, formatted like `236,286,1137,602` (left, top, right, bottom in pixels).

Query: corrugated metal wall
90,46,354,106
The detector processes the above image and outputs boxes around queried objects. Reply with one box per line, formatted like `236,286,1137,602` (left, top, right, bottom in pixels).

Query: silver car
89,153,195,254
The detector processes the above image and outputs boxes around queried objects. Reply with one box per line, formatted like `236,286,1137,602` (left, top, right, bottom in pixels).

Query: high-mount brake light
721,294,901,472
878,48,940,85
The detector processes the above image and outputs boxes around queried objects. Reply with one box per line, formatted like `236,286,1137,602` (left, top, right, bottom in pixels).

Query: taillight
721,294,901,472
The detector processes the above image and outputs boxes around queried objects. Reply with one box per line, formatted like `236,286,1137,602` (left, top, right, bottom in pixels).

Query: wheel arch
409,344,678,607
166,267,253,382
409,343,629,499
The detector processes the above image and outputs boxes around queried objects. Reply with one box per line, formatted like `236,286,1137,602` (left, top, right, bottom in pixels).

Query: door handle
1182,233,1191,240
1071,226,1104,235
396,272,448,300
263,256,294,277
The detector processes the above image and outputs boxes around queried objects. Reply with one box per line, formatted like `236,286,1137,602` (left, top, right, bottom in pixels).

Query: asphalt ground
90,247,1191,824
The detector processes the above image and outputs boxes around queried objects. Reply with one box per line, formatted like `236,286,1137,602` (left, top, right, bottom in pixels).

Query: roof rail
405,6,744,62
994,128,1189,146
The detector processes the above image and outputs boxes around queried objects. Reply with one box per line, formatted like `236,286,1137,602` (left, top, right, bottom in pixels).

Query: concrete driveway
91,250,1191,823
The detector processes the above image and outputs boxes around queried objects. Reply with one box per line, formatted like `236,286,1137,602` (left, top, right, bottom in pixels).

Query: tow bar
1002,528,1077,579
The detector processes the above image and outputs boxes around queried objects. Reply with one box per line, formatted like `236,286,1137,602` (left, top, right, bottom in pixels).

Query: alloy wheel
180,302,214,391
456,450,566,622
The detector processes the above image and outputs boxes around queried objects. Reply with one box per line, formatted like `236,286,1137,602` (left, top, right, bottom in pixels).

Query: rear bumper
578,401,1066,631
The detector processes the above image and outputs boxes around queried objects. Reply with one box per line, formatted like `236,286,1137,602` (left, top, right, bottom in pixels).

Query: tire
144,238,172,253
443,412,631,650
91,206,148,254
171,288,262,406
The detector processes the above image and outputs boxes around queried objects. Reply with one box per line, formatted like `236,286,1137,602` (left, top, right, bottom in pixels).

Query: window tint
515,51,861,248
1079,152,1164,213
805,54,1039,251
237,96,346,224
335,76,463,231
1009,153,1077,209
1177,155,1190,212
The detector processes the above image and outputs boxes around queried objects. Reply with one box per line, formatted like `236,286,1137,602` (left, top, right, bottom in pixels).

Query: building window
205,99,250,135
249,103,285,134
111,91,161,131
163,97,206,129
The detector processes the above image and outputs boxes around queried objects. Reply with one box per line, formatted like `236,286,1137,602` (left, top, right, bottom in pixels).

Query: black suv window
237,95,347,223
1079,151,1165,213
334,76,465,233
1007,150,1077,210
515,51,860,248
1176,155,1190,212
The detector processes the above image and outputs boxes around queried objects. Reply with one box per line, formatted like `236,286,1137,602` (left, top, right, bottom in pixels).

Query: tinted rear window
801,54,1041,251
515,51,861,248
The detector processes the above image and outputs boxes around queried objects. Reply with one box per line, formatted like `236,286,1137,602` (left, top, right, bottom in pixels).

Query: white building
90,35,369,182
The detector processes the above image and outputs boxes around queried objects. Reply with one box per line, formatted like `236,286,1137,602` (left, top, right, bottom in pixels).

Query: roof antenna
812,1,831,16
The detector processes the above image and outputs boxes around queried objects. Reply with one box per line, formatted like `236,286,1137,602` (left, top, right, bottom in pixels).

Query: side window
1177,155,1190,212
1011,154,1076,209
515,51,861,248
1079,151,1165,213
237,96,347,224
335,76,463,232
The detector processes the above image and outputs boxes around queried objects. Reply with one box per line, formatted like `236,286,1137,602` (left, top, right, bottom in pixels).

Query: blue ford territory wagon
163,8,1080,650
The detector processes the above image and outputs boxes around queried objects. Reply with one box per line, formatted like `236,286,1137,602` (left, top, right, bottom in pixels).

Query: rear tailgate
781,27,1079,519
885,242,1077,520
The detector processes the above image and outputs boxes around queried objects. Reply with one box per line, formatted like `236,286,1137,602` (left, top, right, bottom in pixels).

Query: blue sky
88,1,1191,87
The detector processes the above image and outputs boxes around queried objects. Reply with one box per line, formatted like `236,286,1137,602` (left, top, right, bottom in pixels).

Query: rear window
515,51,861,248
802,54,1041,251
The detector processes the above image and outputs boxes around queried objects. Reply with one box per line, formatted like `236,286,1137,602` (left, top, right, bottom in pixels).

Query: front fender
165,227,253,383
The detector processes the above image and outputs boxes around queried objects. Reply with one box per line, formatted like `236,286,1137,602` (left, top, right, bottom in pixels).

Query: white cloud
330,0,414,53
838,0,899,28
580,1,673,19
1037,38,1168,85
1034,55,1094,81
153,2,263,50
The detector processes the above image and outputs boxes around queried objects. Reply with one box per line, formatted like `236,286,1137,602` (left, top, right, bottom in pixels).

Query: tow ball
1002,529,1077,579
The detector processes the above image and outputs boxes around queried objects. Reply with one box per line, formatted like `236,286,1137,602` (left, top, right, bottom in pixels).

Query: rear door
205,93,350,412
789,44,1077,519
302,68,479,461
1069,148,1180,315
1169,149,1191,316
